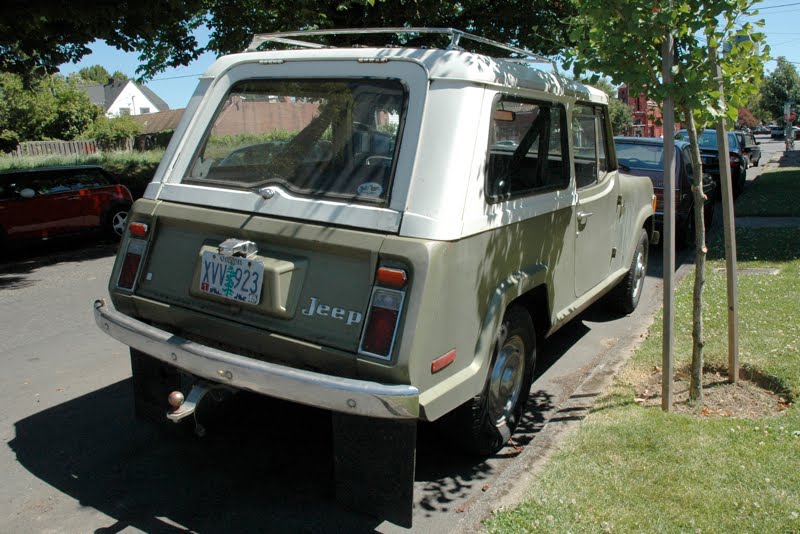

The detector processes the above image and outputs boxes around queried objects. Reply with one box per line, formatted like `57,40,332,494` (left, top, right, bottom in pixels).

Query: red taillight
653,190,679,212
729,155,739,165
359,287,405,359
128,222,148,237
117,239,146,290
376,267,407,288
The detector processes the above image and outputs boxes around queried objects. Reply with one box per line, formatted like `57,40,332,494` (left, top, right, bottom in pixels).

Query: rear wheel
448,305,536,456
609,228,648,314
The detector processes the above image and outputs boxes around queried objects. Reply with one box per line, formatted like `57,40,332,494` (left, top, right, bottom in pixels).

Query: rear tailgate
127,200,384,353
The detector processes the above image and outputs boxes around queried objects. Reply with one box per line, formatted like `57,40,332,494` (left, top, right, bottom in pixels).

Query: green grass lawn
486,227,800,533
736,169,800,217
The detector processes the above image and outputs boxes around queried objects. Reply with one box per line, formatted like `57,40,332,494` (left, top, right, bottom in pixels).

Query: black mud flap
332,413,417,528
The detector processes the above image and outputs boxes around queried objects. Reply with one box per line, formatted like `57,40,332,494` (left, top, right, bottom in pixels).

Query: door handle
577,211,594,224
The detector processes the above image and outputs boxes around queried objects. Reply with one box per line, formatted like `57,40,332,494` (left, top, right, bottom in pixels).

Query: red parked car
0,165,132,243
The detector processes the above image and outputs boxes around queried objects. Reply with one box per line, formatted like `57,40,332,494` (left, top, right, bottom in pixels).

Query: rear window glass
675,130,738,150
185,79,406,204
616,142,664,171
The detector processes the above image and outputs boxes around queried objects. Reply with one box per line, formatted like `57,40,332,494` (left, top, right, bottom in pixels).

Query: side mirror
19,188,35,199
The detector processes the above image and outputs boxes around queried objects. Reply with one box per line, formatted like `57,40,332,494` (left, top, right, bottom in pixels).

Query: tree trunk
681,107,707,404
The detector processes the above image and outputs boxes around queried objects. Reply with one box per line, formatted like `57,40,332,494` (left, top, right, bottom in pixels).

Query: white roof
202,47,607,104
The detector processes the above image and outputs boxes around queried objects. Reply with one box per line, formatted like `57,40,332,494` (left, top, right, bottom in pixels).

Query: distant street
0,134,784,533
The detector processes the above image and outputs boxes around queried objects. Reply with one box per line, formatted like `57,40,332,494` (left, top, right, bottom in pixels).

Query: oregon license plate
199,251,264,304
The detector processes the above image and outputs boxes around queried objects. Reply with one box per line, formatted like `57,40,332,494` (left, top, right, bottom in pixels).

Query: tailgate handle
218,238,258,258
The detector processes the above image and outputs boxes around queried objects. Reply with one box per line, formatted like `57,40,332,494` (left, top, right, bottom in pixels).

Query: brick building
617,85,676,138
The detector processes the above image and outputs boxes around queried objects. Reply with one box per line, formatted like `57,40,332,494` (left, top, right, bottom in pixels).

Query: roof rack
247,27,555,69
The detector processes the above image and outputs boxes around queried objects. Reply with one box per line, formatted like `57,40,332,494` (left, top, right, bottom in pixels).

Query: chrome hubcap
112,211,128,236
488,335,526,426
633,247,646,299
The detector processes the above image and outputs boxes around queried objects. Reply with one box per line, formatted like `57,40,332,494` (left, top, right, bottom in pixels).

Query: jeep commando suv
93,28,655,520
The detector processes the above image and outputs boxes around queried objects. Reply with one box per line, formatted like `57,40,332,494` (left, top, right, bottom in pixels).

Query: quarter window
485,97,568,201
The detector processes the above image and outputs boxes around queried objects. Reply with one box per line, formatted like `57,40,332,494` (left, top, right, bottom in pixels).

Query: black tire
130,349,182,423
103,203,130,239
447,305,536,456
676,217,693,250
703,199,715,230
733,166,746,198
609,228,648,314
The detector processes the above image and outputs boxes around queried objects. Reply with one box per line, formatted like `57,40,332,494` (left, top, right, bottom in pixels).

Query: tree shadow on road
10,379,559,532
11,382,386,533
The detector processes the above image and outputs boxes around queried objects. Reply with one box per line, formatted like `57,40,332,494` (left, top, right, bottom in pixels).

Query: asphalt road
0,138,782,533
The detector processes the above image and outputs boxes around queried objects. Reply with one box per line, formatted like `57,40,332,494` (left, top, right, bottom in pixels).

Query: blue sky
57,2,800,111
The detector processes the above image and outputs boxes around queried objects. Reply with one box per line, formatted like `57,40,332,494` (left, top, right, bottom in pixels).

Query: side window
485,97,568,201
573,105,598,188
573,103,613,189
596,108,609,172
75,170,111,188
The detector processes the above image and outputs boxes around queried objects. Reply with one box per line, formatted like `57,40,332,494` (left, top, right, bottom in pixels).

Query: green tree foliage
82,115,142,150
566,1,768,127
78,65,113,84
0,1,576,80
759,57,800,125
0,1,205,82
609,97,634,136
0,72,100,142
76,65,131,85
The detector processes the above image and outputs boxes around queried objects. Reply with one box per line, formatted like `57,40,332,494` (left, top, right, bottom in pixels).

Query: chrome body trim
93,299,419,419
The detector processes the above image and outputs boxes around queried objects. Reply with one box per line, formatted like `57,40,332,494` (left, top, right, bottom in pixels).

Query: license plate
199,251,264,305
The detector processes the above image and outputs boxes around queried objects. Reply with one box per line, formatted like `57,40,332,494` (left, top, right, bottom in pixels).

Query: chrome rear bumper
93,299,419,419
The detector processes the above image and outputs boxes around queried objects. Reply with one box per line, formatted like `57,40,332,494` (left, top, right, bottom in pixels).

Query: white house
80,79,169,118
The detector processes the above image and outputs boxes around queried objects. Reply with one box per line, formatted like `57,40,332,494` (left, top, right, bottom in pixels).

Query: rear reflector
117,238,146,290
128,222,148,237
376,267,408,288
359,288,405,359
431,349,456,374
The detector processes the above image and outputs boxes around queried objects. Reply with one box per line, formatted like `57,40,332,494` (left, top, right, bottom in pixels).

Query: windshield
675,130,737,150
185,79,406,204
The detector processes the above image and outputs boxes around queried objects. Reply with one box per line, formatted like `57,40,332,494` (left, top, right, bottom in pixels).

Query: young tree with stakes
565,0,768,404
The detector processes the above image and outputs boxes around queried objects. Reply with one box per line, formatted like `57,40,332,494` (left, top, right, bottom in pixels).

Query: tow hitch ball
166,383,216,437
